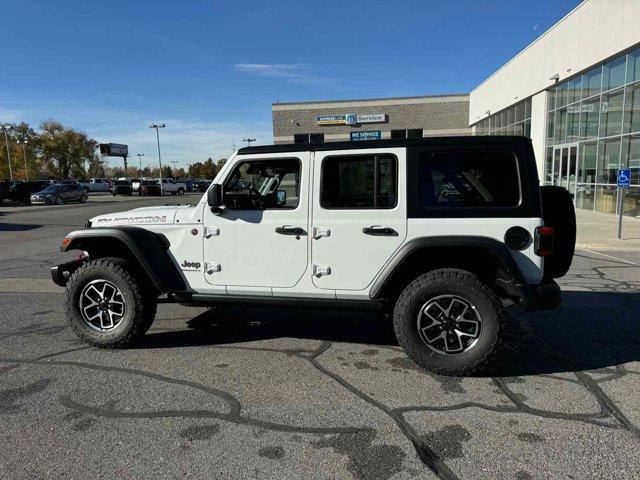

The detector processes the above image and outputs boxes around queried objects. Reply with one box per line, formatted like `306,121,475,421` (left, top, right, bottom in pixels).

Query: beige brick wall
272,95,471,143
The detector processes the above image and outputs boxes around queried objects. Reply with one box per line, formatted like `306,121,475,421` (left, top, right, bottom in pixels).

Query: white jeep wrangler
53,137,575,375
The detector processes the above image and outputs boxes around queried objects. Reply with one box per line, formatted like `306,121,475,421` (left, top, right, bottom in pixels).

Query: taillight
535,226,554,256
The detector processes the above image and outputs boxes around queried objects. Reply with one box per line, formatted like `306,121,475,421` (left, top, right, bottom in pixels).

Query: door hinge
312,227,331,239
203,227,220,238
313,264,331,277
204,262,221,274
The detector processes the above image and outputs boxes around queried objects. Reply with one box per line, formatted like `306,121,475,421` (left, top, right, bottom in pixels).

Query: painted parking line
580,249,640,266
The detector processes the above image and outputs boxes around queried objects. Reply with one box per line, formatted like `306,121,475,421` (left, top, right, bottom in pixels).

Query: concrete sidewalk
575,208,640,251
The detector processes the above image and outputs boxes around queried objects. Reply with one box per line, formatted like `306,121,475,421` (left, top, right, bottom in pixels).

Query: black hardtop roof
237,135,529,155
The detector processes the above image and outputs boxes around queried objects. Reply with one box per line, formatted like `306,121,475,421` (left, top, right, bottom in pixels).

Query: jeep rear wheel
64,257,157,348
393,268,504,376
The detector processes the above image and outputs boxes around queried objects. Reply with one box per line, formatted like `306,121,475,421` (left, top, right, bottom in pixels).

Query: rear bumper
529,280,562,311
51,258,85,287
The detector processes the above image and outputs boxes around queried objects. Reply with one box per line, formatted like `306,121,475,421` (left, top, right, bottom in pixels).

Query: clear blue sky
0,0,580,168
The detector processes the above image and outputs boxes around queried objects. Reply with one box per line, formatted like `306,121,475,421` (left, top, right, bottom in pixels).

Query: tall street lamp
1,124,13,181
242,137,256,147
136,153,145,176
149,123,166,193
16,137,28,181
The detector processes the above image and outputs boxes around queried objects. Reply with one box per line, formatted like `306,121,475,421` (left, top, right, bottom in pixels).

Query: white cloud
234,63,340,87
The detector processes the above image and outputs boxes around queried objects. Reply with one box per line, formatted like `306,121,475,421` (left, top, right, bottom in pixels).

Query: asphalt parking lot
1,196,639,479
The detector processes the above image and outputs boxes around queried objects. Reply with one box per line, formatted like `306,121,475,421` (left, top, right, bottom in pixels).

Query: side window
419,150,520,208
321,154,397,209
224,158,301,210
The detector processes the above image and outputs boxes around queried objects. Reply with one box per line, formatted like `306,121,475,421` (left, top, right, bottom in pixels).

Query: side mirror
207,184,223,208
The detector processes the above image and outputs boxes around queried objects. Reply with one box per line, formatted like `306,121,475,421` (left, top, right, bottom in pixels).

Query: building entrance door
552,144,578,199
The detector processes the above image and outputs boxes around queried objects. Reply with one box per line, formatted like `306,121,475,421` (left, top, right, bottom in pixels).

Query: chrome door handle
362,226,397,236
275,226,305,235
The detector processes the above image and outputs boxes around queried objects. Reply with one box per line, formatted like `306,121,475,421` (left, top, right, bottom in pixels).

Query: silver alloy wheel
79,279,126,332
417,294,481,355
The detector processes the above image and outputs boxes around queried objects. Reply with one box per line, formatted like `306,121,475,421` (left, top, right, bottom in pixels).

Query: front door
552,144,578,199
311,147,407,291
202,153,310,291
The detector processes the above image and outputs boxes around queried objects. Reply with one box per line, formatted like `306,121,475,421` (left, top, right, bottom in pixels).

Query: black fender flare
60,226,187,293
368,236,536,307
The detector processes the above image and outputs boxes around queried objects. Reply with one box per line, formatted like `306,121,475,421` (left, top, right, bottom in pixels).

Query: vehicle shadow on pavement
0,222,42,231
140,305,397,348
138,290,639,377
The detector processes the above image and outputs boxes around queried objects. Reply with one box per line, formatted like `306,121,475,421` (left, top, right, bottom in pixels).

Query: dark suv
8,181,53,204
112,180,134,196
30,183,88,205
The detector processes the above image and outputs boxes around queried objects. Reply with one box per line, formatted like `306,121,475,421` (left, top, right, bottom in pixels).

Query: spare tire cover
540,186,576,279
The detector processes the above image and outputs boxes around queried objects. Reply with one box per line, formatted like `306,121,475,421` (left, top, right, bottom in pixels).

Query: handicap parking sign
617,168,631,188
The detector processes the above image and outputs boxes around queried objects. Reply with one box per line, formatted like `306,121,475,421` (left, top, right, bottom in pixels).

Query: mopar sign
317,113,386,126
350,131,382,141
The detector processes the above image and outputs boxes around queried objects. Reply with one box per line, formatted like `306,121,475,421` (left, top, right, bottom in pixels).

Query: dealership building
272,0,640,216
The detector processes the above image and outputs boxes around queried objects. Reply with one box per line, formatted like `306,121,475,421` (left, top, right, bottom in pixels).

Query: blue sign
345,113,358,125
350,131,381,141
617,168,631,188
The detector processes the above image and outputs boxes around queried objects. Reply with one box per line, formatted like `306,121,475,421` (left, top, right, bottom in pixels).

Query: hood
90,205,189,227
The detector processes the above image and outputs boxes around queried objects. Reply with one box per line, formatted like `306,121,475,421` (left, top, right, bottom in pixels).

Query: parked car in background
131,178,142,192
78,178,112,193
8,181,53,204
139,179,162,196
112,180,133,196
30,183,88,205
59,179,79,185
159,178,186,195
193,179,212,192
178,178,196,192
0,181,12,204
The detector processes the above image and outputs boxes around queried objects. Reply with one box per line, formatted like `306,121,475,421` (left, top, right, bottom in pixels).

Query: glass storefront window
524,119,531,138
622,134,640,186
577,141,597,183
524,98,531,118
544,148,553,185
567,76,582,104
567,104,580,142
580,97,600,140
575,184,595,210
547,110,555,144
600,89,624,137
595,185,618,214
596,138,621,184
602,56,627,91
547,90,556,111
515,102,524,123
557,82,568,108
621,187,640,217
629,48,640,84
506,107,514,126
582,66,602,99
624,82,640,134
555,108,567,143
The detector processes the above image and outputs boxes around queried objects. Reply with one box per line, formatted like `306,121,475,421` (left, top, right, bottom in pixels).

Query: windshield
41,186,62,193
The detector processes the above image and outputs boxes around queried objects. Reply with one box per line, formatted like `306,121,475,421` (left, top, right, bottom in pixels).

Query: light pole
242,138,256,147
1,124,13,181
149,123,166,193
16,137,28,181
136,153,144,176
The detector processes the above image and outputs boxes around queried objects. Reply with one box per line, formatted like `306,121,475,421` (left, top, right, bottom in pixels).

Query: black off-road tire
393,268,505,376
64,257,157,348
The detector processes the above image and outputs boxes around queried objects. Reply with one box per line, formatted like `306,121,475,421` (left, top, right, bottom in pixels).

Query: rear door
311,147,407,291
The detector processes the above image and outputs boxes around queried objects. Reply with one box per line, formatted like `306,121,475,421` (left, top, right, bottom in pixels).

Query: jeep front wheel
64,257,157,348
393,268,504,376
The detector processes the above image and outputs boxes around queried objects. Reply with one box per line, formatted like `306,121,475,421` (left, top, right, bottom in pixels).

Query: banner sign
316,115,346,125
350,131,382,141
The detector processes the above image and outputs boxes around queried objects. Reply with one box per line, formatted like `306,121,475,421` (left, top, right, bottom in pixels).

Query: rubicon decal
181,260,201,271
96,216,167,225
